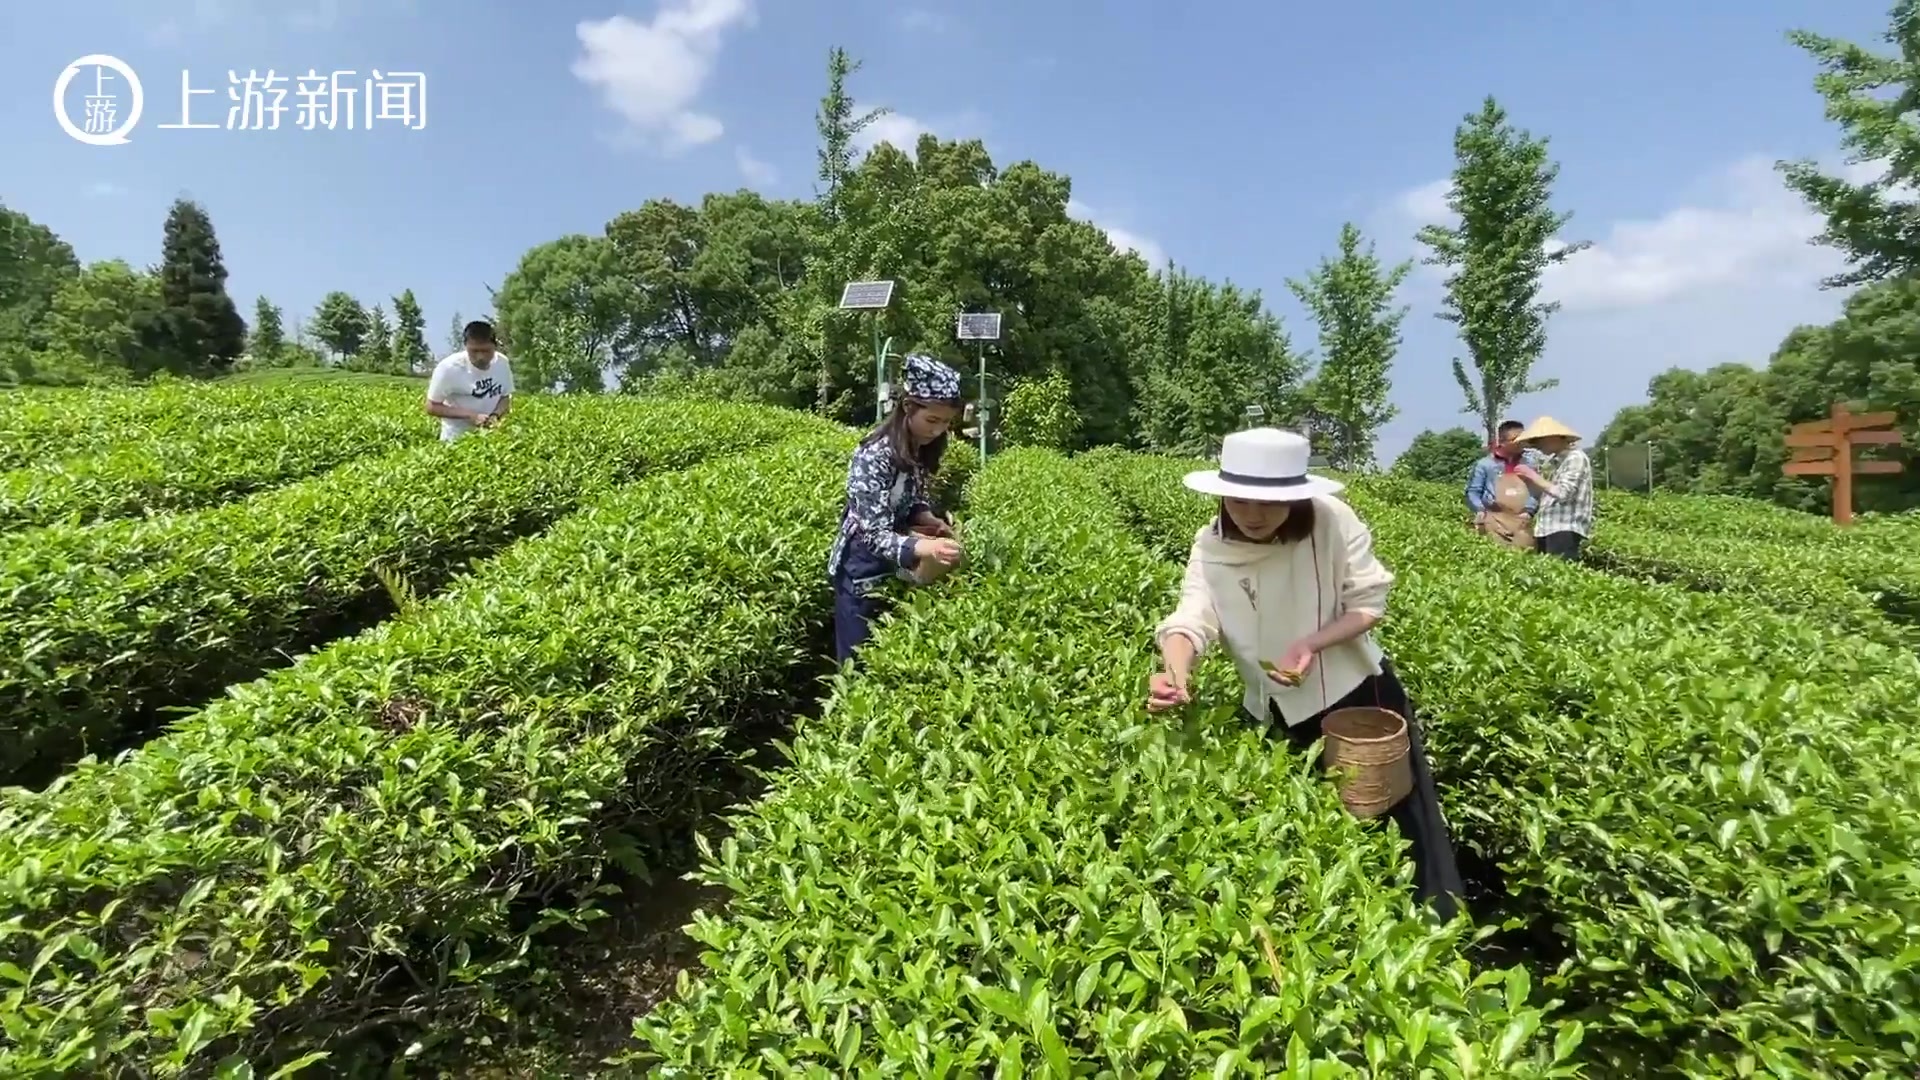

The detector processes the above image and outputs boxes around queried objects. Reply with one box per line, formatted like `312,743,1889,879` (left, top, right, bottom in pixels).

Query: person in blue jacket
1464,419,1542,523
828,353,967,663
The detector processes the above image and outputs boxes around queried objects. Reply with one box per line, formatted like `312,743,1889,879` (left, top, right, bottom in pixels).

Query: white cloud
851,106,936,156
1068,199,1169,268
1393,178,1451,225
734,145,777,185
841,105,1167,267
898,8,953,33
1367,153,1882,465
145,0,348,41
1380,155,1872,313
169,0,348,29
572,0,755,153
847,102,992,159
86,181,127,198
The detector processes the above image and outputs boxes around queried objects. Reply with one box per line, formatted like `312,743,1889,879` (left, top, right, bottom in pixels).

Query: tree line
0,199,248,384
6,0,1917,509
480,49,1582,465
0,44,1588,466
1394,1,1920,517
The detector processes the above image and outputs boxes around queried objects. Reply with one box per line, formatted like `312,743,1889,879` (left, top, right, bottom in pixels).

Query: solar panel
838,280,896,309
955,312,1002,340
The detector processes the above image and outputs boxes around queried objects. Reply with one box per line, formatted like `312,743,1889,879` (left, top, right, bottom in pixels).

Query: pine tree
309,291,369,360
392,289,432,373
250,296,285,365
808,47,889,413
1417,97,1588,440
151,198,247,374
361,304,393,371
1287,223,1411,470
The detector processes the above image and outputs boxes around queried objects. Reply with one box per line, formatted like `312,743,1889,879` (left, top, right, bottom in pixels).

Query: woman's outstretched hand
918,537,964,567
1147,671,1189,712
1265,641,1316,686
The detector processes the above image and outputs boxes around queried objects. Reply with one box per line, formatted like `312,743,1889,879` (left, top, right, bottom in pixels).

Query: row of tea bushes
1086,451,1920,1078
1363,474,1918,650
0,431,853,1077
0,396,832,787
0,378,381,471
0,385,432,532
631,448,1584,1077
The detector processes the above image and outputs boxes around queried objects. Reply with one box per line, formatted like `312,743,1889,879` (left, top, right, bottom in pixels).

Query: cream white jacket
1155,495,1392,725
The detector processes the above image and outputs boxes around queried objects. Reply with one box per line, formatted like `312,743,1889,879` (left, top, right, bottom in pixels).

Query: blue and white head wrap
901,353,962,401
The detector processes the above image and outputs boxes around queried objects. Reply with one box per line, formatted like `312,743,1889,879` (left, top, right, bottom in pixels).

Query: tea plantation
1,381,1915,1078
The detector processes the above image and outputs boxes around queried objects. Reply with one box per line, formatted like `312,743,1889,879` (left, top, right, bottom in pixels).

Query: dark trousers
1249,659,1465,922
832,546,897,664
1536,529,1585,560
832,576,883,663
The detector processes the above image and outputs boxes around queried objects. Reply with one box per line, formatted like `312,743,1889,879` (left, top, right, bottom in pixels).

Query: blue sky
3,0,1895,462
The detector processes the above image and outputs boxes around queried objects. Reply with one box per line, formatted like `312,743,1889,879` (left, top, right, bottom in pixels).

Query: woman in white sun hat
1148,427,1464,920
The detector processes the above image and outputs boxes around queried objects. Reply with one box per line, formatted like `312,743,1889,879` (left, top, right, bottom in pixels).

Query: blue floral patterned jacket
827,436,932,587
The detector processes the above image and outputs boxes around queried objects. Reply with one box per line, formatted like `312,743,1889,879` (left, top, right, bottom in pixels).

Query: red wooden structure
1781,402,1904,526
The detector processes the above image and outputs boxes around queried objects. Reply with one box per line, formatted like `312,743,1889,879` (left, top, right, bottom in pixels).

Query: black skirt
1244,657,1465,923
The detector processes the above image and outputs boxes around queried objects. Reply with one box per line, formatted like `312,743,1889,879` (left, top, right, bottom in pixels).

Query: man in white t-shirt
426,320,515,441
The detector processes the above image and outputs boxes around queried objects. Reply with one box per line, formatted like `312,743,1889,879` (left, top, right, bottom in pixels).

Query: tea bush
631,448,1584,1077
0,379,372,471
0,430,853,1077
0,396,831,786
1365,473,1920,650
0,385,432,532
1084,450,1920,1078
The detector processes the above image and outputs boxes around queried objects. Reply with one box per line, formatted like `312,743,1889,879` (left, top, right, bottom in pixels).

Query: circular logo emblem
53,54,145,146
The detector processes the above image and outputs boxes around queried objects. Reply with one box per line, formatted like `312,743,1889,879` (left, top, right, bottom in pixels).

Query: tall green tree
1778,0,1920,287
1288,222,1411,470
357,303,393,372
1392,427,1488,485
310,291,369,359
0,203,81,365
250,296,286,365
1417,97,1588,441
43,260,163,377
494,235,628,391
151,198,247,374
804,46,889,414
1130,268,1304,455
999,370,1080,450
391,289,432,373
447,312,465,352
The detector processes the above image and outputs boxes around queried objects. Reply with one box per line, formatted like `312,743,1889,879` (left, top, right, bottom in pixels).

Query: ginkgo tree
1417,97,1587,442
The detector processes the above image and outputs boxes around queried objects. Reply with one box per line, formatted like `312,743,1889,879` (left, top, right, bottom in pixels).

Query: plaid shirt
1531,447,1595,538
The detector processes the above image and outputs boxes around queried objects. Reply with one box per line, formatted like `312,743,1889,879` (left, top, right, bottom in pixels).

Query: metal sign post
956,311,1002,462
839,280,897,422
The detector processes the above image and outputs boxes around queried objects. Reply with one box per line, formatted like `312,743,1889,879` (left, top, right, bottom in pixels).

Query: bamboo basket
1320,706,1413,819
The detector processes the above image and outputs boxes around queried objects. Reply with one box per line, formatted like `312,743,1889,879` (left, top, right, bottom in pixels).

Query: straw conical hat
1516,416,1580,442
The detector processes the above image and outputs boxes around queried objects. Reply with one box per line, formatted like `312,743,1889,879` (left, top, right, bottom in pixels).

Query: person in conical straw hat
1509,415,1595,561
1147,427,1465,921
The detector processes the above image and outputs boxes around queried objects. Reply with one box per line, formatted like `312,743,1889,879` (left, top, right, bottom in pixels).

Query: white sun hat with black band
1183,427,1344,502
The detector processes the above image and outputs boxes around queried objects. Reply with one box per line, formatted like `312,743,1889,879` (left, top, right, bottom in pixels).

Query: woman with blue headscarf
827,353,968,663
